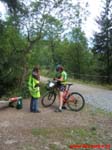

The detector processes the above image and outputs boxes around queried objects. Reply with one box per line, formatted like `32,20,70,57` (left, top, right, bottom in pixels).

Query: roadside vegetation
0,0,112,99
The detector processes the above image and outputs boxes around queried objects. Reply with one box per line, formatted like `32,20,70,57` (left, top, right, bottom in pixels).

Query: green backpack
16,97,23,109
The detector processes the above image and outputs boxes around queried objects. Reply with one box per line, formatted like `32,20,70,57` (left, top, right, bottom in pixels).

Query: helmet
56,64,63,72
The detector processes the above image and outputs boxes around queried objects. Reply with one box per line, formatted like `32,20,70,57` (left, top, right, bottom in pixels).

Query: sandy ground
0,77,112,150
0,99,112,150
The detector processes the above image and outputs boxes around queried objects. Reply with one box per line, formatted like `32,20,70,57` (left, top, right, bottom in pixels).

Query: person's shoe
62,106,67,109
55,108,62,112
34,110,41,113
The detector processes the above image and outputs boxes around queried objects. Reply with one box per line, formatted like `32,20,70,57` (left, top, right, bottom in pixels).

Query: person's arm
56,74,63,82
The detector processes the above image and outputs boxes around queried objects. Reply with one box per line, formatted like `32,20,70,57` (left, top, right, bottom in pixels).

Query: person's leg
33,98,36,112
30,97,34,112
62,86,67,109
55,85,65,112
55,91,64,112
34,98,40,113
34,98,38,112
59,91,63,110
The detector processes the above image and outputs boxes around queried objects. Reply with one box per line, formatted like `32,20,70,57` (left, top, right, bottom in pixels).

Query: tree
0,0,91,96
64,28,88,77
43,15,63,65
93,0,112,83
0,19,27,96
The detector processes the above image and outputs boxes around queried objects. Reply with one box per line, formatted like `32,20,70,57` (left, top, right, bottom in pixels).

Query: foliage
0,0,111,97
0,18,27,96
92,0,112,83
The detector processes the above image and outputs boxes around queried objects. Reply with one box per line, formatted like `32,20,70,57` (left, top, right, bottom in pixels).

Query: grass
32,128,51,137
30,103,112,150
86,103,112,117
31,126,111,150
31,128,111,149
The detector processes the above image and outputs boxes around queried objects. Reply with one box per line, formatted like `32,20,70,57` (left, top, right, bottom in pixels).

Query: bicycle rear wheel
67,92,85,111
41,91,56,107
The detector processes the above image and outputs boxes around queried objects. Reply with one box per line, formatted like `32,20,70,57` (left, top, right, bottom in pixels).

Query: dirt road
0,76,112,150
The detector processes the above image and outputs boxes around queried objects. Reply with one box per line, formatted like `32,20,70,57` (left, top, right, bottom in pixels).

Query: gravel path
41,76,112,112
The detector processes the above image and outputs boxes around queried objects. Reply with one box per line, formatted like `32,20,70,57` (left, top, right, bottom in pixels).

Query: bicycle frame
49,82,75,102
63,84,74,103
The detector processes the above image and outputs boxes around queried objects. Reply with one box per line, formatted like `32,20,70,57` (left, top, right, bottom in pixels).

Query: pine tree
93,0,112,83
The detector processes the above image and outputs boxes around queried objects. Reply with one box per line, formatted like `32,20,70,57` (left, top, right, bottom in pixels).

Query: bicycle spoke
41,92,56,107
67,92,85,111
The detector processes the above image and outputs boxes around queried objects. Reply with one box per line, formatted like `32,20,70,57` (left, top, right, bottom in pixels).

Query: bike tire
41,91,56,107
67,92,85,111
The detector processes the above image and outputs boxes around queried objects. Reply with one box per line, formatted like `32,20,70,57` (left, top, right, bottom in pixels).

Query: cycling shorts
58,84,66,92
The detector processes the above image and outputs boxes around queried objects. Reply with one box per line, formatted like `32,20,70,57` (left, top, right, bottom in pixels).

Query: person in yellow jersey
54,65,67,112
28,66,41,113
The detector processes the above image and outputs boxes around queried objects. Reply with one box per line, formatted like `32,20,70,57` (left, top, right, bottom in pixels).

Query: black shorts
58,84,66,92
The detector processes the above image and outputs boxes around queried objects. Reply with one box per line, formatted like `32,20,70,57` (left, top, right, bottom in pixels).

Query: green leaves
93,0,112,83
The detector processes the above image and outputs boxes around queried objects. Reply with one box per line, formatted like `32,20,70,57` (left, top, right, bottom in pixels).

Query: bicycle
41,80,85,111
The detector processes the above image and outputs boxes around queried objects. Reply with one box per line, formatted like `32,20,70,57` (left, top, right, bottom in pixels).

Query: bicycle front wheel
67,92,85,111
41,91,56,107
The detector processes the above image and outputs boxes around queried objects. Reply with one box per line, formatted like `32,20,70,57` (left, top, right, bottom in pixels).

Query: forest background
0,0,112,97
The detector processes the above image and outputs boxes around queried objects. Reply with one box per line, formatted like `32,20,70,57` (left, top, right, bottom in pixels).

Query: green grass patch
31,127,110,147
30,103,112,149
86,103,112,117
32,128,51,137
